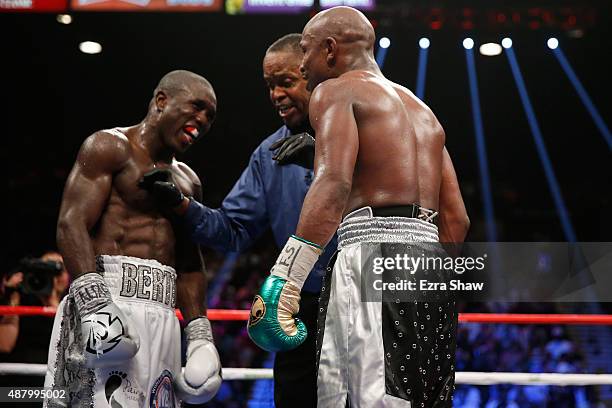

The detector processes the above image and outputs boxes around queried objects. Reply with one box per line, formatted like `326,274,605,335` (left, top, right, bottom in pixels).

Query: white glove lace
185,317,213,343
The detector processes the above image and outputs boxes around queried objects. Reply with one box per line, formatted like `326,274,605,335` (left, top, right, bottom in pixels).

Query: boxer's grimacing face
156,84,217,154
263,51,310,131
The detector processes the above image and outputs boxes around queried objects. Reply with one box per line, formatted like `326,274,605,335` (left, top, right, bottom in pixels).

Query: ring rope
0,363,610,385
2,306,612,325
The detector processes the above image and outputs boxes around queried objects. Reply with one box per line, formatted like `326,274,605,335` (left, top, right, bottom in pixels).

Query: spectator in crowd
0,251,69,356
0,251,69,405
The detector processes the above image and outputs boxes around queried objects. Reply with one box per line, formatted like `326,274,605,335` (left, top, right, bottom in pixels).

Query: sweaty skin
56,71,217,320
296,6,469,246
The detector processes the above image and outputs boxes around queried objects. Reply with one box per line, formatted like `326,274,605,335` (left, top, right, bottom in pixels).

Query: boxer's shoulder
173,160,202,199
311,76,347,98
76,128,131,173
173,160,200,184
309,78,354,119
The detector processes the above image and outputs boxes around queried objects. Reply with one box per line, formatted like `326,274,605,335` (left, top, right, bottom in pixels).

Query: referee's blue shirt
182,126,336,293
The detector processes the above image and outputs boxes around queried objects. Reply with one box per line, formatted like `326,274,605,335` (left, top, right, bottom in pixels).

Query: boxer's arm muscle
437,147,470,243
176,179,209,321
57,132,128,278
296,81,358,247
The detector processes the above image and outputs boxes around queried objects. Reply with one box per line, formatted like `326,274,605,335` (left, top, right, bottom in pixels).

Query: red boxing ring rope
1,306,612,325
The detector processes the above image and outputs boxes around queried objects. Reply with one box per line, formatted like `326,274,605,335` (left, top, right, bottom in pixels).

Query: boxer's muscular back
59,127,198,270
343,71,445,213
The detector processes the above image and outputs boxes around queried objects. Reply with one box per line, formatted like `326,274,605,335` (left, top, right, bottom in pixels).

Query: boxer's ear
155,90,168,113
325,37,337,66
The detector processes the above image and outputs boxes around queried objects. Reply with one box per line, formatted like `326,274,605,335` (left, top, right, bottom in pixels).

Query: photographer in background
0,251,69,358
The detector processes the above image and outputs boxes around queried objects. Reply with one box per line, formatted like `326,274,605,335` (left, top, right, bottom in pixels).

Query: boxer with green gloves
248,235,322,352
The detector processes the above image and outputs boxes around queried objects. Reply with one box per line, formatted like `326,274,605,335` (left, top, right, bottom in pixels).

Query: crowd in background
453,303,604,407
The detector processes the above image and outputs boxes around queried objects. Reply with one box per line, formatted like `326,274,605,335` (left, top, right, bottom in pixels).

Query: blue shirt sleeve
182,145,270,253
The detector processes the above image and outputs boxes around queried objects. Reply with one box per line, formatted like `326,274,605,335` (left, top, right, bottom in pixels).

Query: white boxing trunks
44,255,181,408
316,206,457,408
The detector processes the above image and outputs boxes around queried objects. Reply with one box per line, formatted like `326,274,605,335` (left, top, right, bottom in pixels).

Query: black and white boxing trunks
317,206,457,407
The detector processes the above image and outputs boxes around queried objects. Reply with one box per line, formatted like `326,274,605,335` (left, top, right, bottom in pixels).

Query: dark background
1,0,610,266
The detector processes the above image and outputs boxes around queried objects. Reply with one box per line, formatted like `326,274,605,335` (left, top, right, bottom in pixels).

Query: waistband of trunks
96,255,177,309
338,206,439,249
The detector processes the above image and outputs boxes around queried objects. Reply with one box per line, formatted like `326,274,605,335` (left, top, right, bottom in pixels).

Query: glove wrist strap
69,272,112,318
271,235,323,290
185,316,213,343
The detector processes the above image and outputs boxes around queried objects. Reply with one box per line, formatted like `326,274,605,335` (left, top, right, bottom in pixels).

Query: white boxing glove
176,317,222,404
70,272,140,367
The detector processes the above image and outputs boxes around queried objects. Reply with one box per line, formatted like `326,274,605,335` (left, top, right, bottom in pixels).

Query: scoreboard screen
0,0,67,12
71,0,222,11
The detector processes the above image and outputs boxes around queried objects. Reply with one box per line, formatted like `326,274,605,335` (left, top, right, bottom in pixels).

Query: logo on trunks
150,370,175,408
248,295,266,327
84,312,124,355
119,263,176,307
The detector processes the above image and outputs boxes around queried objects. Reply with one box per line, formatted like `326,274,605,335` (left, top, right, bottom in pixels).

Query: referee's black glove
138,169,185,209
270,132,315,169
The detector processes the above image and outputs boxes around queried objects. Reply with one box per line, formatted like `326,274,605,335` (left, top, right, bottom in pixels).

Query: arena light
504,45,577,242
418,37,430,49
501,37,513,49
547,37,559,50
479,42,502,56
375,37,390,69
56,14,72,25
462,38,474,50
79,41,102,55
415,39,430,100
550,42,612,149
464,41,497,241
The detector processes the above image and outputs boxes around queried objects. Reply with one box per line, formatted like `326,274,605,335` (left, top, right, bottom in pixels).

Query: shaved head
303,6,375,53
147,69,217,153
155,70,214,98
299,6,378,90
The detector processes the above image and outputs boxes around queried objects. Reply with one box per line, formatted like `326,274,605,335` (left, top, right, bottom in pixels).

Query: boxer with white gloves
69,272,140,367
176,317,222,403
44,70,222,407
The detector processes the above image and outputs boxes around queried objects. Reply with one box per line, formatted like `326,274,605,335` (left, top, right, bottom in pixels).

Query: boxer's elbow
56,217,72,246
319,173,351,199
324,178,352,217
439,213,470,243
330,179,352,202
460,214,470,239
457,213,470,235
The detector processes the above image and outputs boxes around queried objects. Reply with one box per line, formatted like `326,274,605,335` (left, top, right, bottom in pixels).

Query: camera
18,257,63,297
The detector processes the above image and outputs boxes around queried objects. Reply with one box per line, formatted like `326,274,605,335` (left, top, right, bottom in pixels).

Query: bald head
154,70,214,98
303,6,375,52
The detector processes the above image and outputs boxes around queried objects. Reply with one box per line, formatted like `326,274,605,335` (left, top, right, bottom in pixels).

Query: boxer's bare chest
94,143,193,258
111,145,194,212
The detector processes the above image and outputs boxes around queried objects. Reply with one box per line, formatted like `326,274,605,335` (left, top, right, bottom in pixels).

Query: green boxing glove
248,235,322,352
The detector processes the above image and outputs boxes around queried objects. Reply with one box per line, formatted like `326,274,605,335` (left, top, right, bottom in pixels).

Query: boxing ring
1,306,611,387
